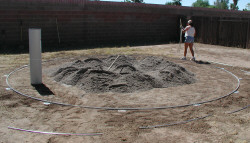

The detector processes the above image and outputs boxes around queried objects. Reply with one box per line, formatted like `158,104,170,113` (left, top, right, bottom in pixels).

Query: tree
208,5,216,8
124,0,143,3
192,0,210,8
230,3,239,10
132,0,143,3
233,0,238,7
165,0,182,6
214,0,229,9
230,0,238,10
242,3,249,11
247,3,250,10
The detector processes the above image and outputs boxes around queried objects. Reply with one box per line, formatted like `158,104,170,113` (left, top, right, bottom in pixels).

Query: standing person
181,20,196,61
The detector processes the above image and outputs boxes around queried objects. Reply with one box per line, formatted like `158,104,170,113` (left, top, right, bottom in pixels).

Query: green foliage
242,3,250,11
132,0,143,3
233,0,238,6
165,2,174,5
247,3,250,10
230,0,239,10
192,0,210,8
165,0,182,6
214,0,229,9
208,5,216,8
230,3,239,10
124,0,143,3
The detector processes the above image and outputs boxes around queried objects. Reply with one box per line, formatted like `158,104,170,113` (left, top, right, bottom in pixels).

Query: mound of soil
51,55,195,93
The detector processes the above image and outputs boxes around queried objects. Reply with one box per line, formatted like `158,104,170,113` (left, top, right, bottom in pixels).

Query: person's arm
182,26,190,33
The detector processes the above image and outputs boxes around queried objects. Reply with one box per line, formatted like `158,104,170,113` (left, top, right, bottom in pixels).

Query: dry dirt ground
0,43,250,143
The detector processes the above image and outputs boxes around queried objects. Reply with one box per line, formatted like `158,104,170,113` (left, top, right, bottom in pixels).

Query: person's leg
184,43,188,57
182,36,189,60
189,43,194,57
188,43,195,61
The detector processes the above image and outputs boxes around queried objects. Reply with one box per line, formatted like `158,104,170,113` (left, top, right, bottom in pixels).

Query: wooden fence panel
0,0,250,52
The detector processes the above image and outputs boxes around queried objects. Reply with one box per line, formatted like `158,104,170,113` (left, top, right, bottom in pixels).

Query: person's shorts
185,36,194,43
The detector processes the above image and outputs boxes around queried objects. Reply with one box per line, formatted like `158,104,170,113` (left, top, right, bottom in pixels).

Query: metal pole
29,28,42,85
178,18,182,53
246,19,250,49
56,18,61,44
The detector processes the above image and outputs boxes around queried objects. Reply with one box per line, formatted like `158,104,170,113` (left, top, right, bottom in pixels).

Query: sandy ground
0,43,250,143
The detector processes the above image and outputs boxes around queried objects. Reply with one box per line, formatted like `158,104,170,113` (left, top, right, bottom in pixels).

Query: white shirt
184,26,195,37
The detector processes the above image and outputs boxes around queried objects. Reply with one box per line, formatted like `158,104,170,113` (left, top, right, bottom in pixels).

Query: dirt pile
51,55,196,93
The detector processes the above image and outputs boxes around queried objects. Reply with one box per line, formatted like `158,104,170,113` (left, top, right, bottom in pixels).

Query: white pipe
107,55,120,71
29,28,42,85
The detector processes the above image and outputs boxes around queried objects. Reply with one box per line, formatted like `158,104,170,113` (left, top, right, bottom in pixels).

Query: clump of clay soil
50,55,195,93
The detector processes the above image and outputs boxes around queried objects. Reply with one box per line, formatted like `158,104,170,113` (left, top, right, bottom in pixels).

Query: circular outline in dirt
8,126,103,136
6,64,240,110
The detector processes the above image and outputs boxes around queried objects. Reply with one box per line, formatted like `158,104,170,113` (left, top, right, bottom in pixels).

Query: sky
100,0,249,10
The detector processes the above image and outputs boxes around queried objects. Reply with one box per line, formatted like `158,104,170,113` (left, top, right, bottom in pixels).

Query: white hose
5,64,240,111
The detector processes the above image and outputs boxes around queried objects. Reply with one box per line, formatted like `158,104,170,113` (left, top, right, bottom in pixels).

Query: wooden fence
0,0,249,52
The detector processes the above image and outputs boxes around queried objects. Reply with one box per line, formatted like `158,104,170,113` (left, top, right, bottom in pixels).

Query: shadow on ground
32,83,54,96
195,60,211,65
